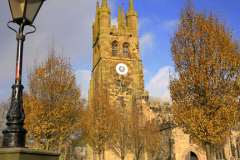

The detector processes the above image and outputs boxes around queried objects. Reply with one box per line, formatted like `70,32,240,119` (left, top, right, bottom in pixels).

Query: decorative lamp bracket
7,21,17,35
7,21,36,41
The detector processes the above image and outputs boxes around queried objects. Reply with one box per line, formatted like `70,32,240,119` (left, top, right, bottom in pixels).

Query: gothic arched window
112,42,118,57
123,43,129,58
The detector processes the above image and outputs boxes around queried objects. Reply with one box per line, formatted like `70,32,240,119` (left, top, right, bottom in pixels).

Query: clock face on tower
116,63,128,75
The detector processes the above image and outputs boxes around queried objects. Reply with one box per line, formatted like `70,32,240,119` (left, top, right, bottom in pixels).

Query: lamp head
8,0,45,25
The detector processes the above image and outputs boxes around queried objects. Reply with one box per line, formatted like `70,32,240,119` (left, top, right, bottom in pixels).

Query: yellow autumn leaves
170,0,240,159
23,45,85,151
79,89,161,160
80,88,121,160
145,120,161,160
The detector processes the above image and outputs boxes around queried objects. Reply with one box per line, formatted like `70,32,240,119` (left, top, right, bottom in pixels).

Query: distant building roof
148,96,170,105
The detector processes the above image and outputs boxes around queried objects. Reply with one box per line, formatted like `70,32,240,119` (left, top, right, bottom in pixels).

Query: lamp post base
2,84,27,148
2,126,27,148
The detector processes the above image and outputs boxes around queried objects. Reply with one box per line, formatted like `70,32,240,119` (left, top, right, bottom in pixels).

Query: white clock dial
116,63,128,75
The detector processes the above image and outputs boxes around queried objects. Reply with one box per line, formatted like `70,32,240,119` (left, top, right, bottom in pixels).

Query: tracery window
112,42,118,57
123,43,129,58
216,149,226,160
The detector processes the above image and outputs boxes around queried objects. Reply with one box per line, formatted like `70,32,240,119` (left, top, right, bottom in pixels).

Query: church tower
89,0,148,111
87,1,158,160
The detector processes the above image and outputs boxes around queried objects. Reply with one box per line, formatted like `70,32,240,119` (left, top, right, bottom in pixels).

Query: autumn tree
80,88,120,160
145,120,161,160
0,99,10,131
108,108,131,160
128,97,146,160
23,43,84,152
169,1,240,160
0,98,10,146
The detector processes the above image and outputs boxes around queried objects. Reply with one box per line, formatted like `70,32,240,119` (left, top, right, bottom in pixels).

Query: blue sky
0,0,240,102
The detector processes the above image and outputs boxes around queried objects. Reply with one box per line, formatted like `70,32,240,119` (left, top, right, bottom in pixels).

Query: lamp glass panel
25,0,43,24
9,0,25,20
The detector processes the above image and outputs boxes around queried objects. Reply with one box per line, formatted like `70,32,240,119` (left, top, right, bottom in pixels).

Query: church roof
148,96,170,105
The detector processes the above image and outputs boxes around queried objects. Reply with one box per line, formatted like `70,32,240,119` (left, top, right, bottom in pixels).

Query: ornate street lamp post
2,0,45,148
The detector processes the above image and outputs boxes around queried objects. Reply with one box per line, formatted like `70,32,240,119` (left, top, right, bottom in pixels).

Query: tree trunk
46,140,49,150
121,147,125,160
136,154,140,160
211,152,216,160
58,139,62,153
63,146,67,160
98,152,101,160
206,143,212,160
36,140,39,149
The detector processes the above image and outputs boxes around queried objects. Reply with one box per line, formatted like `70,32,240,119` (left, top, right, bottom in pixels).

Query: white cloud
75,70,91,100
159,19,179,32
138,17,153,30
143,68,150,75
139,33,155,55
146,66,173,97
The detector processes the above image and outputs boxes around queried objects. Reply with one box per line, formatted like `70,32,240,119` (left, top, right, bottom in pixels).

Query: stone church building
87,0,240,160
